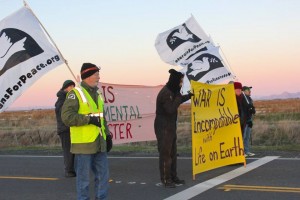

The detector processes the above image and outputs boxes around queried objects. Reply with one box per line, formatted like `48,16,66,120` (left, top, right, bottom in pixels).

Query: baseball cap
242,86,252,91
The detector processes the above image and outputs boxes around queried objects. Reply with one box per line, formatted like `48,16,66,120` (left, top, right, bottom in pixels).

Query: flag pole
219,45,237,80
191,13,237,80
23,0,79,83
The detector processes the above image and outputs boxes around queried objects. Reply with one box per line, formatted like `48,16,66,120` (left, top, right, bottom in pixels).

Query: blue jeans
243,124,252,154
75,152,109,200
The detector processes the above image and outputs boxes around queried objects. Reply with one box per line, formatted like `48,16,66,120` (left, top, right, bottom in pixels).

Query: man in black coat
55,80,76,177
242,86,256,157
154,69,192,188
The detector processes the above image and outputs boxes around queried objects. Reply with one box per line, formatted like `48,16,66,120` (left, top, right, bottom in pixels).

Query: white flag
0,6,64,112
155,16,235,94
180,46,234,94
155,16,212,66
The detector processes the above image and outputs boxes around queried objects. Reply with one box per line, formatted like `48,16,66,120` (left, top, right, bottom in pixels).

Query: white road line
164,156,279,200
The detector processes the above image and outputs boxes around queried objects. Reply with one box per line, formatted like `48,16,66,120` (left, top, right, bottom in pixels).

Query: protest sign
191,81,245,176
100,83,163,144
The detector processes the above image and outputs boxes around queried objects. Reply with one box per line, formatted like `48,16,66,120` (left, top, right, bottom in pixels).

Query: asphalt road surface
0,154,300,200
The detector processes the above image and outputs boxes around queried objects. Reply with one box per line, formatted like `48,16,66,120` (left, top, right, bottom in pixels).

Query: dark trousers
155,117,178,183
158,135,177,183
59,131,75,173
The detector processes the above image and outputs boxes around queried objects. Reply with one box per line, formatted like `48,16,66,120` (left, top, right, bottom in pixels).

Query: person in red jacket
234,81,246,135
154,69,193,188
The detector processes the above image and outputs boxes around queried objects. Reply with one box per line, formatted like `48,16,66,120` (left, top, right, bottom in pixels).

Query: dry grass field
0,98,300,149
0,109,58,148
178,98,300,147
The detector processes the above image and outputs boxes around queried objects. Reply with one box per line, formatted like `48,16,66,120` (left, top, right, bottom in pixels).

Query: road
0,154,300,200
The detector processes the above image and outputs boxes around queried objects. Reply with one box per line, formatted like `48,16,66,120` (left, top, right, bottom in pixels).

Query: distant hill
253,92,300,100
6,106,54,112
5,92,300,111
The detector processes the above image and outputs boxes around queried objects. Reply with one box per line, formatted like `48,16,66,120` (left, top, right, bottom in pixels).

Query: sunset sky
1,0,299,109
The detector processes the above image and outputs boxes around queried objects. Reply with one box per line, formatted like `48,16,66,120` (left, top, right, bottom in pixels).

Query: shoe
172,177,185,185
247,152,255,157
165,180,176,188
65,171,76,178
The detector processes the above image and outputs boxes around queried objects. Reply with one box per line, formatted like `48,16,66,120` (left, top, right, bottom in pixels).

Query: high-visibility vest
70,86,106,144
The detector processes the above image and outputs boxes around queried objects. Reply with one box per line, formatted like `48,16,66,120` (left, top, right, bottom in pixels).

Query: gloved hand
187,91,195,99
89,116,101,127
106,134,113,152
247,121,253,128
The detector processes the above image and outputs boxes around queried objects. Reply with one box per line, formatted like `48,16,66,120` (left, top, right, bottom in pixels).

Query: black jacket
154,69,190,138
55,89,69,134
154,85,190,137
242,93,256,121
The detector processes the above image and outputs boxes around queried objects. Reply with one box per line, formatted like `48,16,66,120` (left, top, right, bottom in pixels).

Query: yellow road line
164,156,279,200
224,184,300,190
219,184,300,193
0,176,59,181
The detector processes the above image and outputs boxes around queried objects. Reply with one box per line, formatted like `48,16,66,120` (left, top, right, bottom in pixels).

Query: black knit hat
168,69,183,80
166,69,184,93
61,80,75,90
80,63,100,80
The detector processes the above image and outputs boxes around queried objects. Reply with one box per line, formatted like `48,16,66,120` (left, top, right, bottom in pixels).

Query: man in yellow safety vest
62,63,111,200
